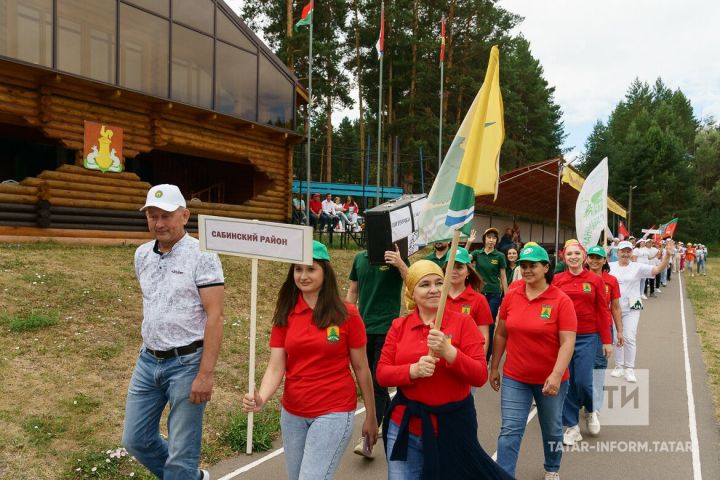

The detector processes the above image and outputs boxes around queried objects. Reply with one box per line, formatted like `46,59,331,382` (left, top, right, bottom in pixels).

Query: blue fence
292,181,403,200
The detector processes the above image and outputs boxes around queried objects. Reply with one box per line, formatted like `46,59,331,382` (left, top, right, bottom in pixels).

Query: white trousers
614,309,641,368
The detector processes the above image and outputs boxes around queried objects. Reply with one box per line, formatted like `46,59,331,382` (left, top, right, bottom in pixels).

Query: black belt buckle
148,340,203,359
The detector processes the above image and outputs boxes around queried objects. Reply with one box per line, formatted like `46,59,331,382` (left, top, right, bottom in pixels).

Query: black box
365,194,427,264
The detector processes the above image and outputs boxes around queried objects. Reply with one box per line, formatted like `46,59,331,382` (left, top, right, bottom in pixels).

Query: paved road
210,272,720,479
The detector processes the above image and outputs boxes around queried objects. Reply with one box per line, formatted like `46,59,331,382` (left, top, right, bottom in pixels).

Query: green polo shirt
472,248,507,294
349,251,408,334
423,250,448,267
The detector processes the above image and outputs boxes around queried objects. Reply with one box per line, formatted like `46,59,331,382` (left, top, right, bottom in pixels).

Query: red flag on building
440,15,446,62
618,221,629,239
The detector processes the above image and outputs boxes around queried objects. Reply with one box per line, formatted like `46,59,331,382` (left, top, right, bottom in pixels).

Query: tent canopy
475,158,626,225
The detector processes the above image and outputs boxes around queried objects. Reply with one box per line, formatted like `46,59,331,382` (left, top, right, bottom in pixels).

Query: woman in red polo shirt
490,244,576,480
377,260,512,480
444,247,493,353
243,241,376,480
551,240,612,447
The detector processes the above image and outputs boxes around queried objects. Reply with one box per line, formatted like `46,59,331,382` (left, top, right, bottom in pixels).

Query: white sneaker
587,411,601,435
544,472,561,480
562,425,582,446
201,469,210,480
656,288,662,293
625,368,637,383
610,366,624,378
353,436,373,459
641,294,648,300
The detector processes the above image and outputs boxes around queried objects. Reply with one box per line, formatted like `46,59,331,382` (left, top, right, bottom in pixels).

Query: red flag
618,221,629,239
662,218,678,238
440,15,446,62
375,4,384,58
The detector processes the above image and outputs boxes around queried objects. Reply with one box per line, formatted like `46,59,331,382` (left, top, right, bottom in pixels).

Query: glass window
0,0,52,66
258,54,293,128
215,41,256,120
172,0,213,34
122,0,168,17
57,0,116,83
216,10,255,52
171,24,212,108
120,4,168,97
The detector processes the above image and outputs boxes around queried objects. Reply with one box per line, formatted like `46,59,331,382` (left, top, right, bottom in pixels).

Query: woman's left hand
427,328,455,360
362,416,379,449
602,343,613,358
542,372,563,396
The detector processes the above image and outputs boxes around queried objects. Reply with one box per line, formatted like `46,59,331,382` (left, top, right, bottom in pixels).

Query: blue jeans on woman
497,375,569,477
563,333,598,427
483,292,503,361
280,408,354,480
385,420,424,479
122,348,206,480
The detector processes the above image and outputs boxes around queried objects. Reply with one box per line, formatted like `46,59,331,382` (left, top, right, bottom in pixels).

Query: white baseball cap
618,240,633,250
140,184,186,212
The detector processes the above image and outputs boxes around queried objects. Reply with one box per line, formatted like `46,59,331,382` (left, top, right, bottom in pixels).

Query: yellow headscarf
404,260,445,311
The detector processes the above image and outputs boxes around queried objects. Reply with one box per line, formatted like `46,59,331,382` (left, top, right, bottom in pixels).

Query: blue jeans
385,420,424,479
593,333,609,410
497,376,568,477
563,333,598,427
280,408,354,480
122,348,206,480
483,292,503,361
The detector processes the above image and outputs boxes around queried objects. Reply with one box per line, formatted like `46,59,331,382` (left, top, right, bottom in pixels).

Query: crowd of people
294,192,363,233
124,184,708,480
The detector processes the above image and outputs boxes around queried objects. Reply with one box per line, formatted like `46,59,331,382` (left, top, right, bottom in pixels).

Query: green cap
518,244,549,263
450,247,472,265
312,240,331,261
587,245,606,258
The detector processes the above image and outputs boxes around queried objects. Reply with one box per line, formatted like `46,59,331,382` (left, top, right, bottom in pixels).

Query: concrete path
210,272,720,479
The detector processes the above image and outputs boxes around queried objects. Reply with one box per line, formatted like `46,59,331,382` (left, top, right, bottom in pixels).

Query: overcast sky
228,0,720,157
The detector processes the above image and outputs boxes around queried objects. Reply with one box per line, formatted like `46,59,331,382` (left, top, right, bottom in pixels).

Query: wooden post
246,258,259,454
431,229,461,334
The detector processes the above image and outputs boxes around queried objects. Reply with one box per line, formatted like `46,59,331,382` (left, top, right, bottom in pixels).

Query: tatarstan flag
440,15,446,62
294,1,313,31
661,218,678,239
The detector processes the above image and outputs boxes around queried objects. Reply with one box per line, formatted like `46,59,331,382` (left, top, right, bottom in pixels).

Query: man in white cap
122,184,224,480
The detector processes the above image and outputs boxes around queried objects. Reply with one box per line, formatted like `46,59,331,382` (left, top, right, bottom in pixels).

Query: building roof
475,158,627,224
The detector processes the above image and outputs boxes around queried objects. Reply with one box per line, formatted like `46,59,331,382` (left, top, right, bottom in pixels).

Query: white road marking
678,273,703,480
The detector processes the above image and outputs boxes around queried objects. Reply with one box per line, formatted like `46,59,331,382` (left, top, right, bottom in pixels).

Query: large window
0,0,52,67
120,4,168,97
171,24,212,109
173,0,213,34
217,10,254,53
258,54,293,128
124,0,168,17
216,41,257,119
57,0,116,83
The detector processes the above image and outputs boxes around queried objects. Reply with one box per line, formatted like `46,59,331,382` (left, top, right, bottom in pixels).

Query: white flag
575,157,608,249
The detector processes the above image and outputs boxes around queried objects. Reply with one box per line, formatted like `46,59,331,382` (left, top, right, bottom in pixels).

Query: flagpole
305,18,313,226
431,229,460,335
376,0,384,204
554,157,563,263
438,15,445,169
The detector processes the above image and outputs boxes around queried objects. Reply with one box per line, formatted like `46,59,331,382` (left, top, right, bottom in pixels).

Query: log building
0,0,305,243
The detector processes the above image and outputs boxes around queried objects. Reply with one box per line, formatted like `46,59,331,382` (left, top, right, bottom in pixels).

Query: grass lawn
684,257,720,420
0,240,364,479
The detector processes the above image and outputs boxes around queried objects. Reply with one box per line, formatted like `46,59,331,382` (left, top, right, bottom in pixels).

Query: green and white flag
576,157,608,249
294,1,313,31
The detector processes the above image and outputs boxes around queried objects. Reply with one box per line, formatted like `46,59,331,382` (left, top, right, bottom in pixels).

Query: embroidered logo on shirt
540,304,553,319
326,326,340,344
379,266,390,271
490,259,498,265
582,282,592,293
462,304,472,315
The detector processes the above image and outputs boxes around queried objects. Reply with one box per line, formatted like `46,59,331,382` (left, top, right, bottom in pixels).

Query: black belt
146,340,204,359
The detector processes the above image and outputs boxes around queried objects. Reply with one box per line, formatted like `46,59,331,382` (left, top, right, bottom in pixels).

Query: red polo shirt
270,295,366,418
377,309,487,434
446,285,493,326
309,198,322,215
552,269,612,343
498,285,577,384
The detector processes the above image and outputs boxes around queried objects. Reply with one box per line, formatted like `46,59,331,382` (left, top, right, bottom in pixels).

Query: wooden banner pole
246,258,259,454
431,229,461,334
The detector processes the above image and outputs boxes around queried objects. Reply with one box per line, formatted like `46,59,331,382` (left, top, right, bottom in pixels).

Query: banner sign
576,158,608,249
83,121,124,173
199,215,313,265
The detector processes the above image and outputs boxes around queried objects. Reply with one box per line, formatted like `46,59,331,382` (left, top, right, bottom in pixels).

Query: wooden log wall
0,62,298,241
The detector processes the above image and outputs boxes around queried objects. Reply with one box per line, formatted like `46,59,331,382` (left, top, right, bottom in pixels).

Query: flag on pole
420,46,504,241
661,218,679,238
575,157,608,249
440,15,446,62
618,220,630,239
375,4,385,58
294,1,314,31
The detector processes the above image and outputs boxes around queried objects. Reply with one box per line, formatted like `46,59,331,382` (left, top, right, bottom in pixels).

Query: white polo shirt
134,233,224,351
